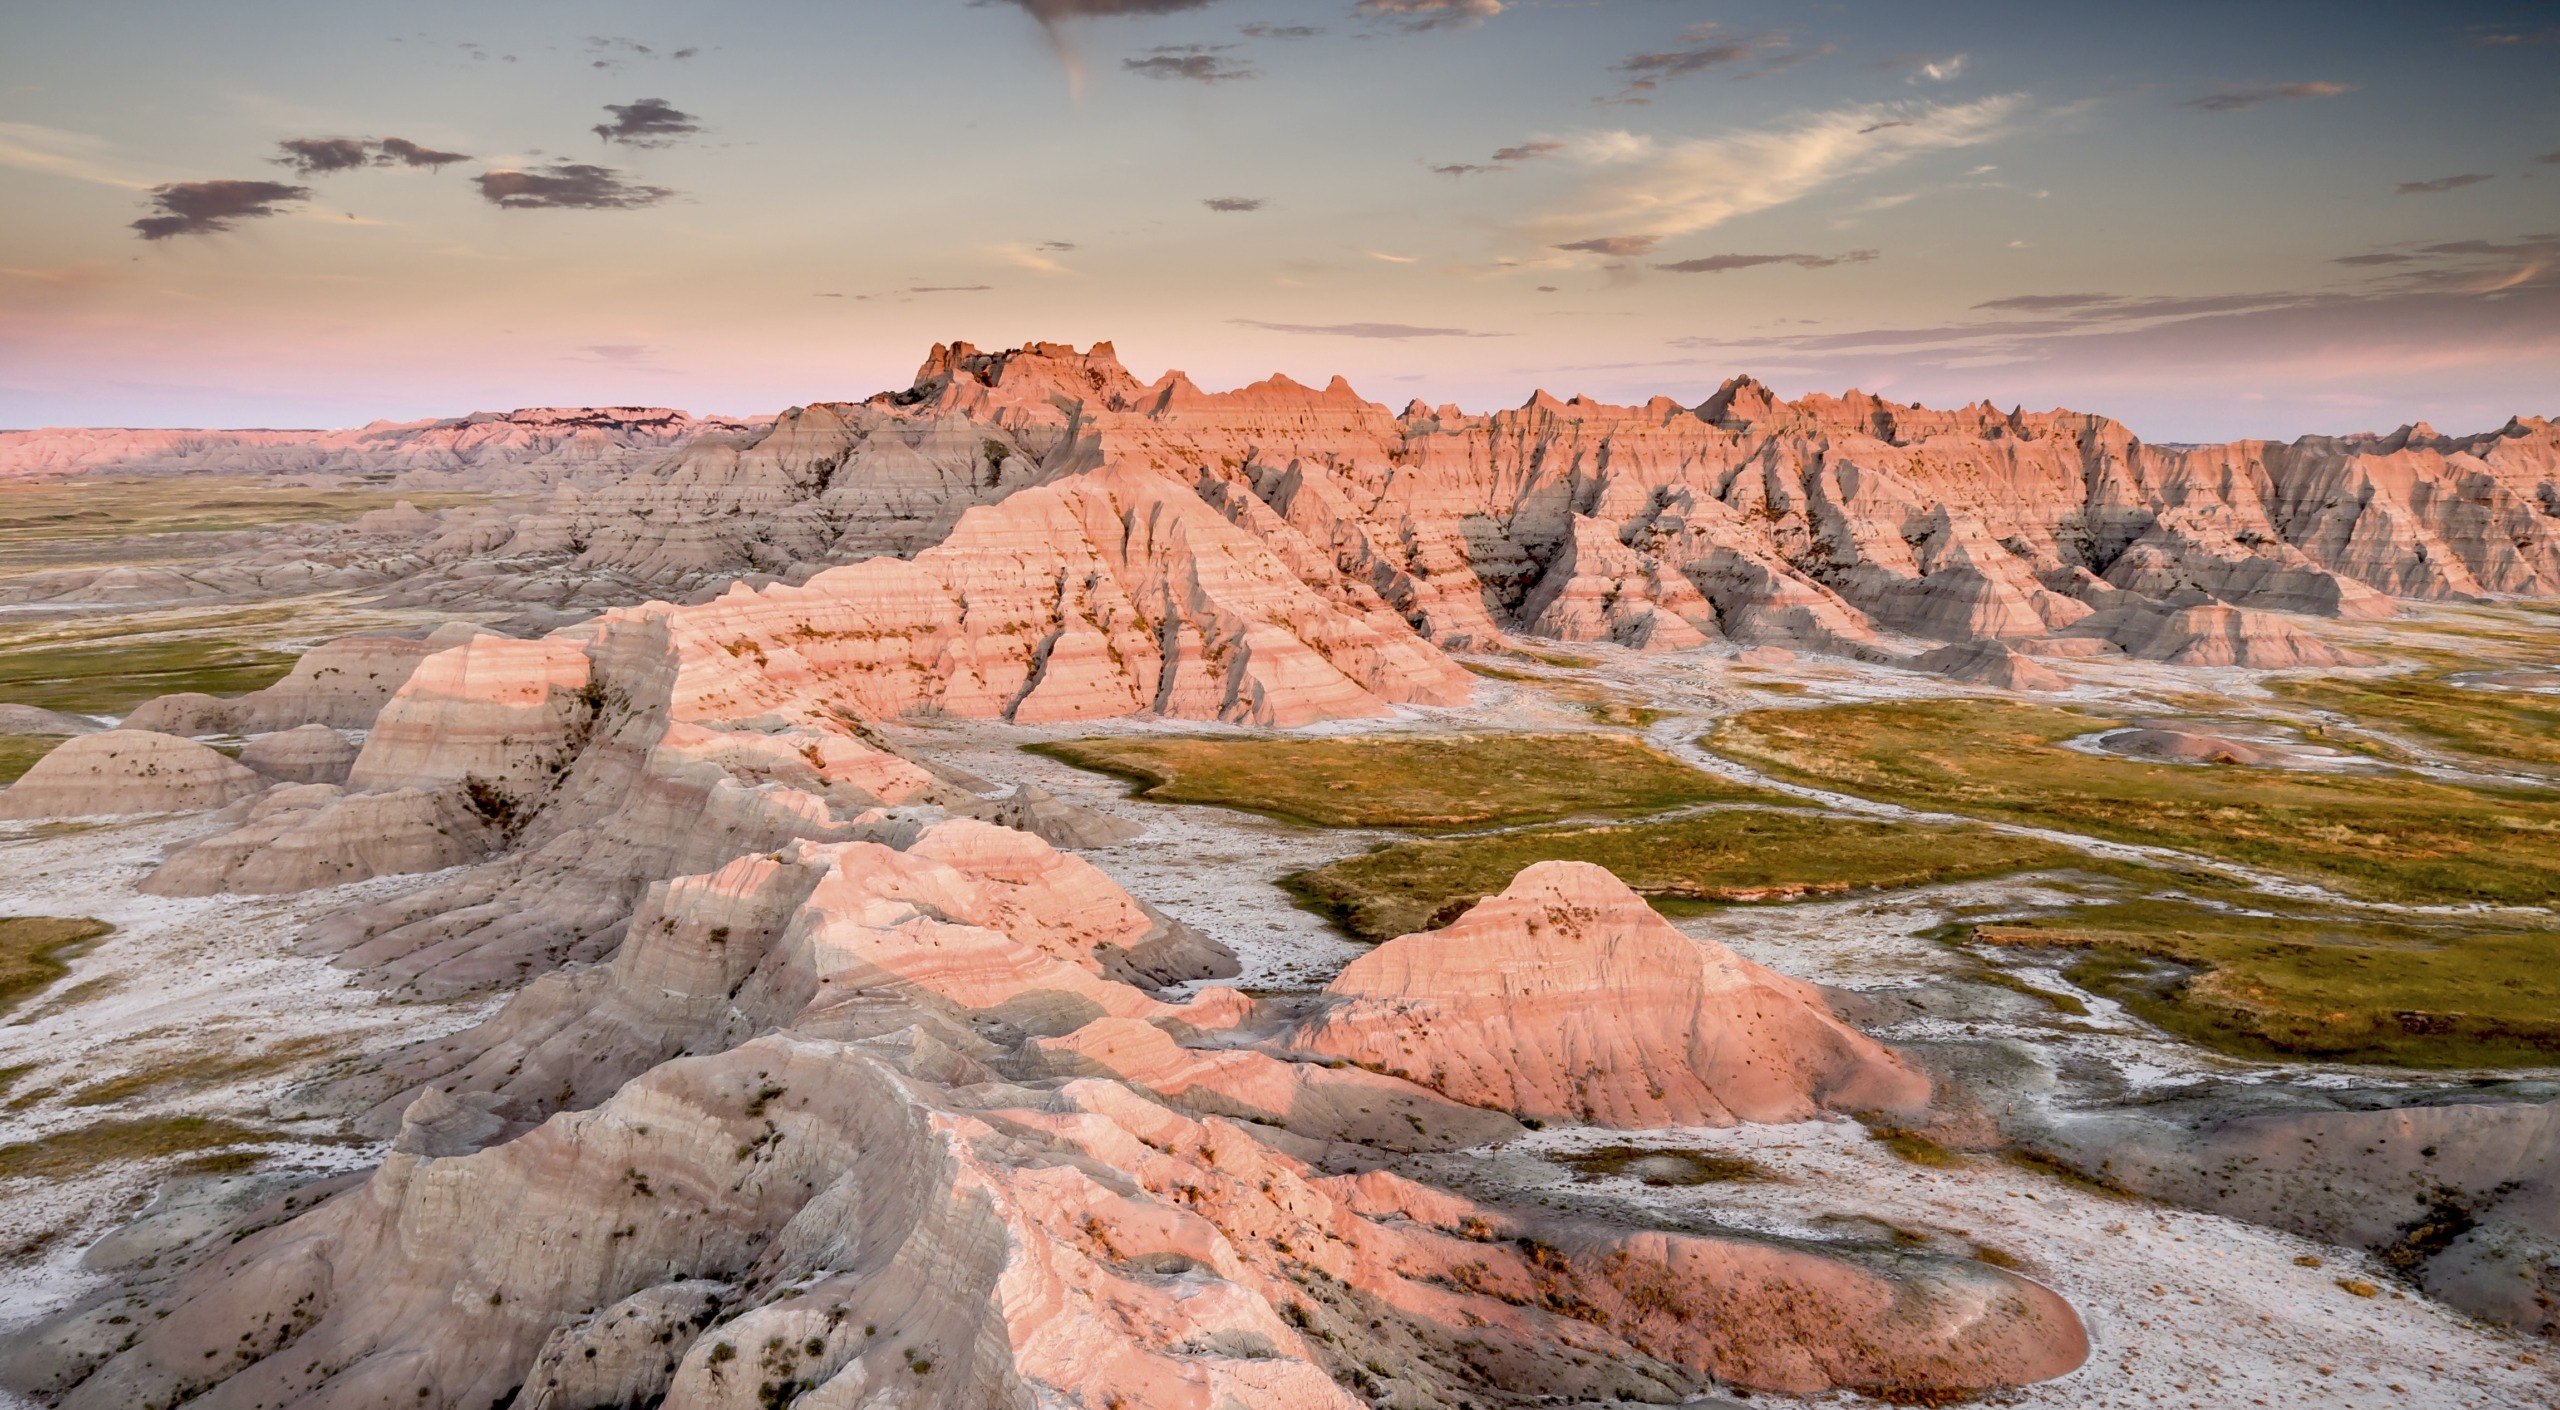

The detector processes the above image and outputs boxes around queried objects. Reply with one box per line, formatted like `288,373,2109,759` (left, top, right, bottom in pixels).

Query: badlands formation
0,341,2557,1409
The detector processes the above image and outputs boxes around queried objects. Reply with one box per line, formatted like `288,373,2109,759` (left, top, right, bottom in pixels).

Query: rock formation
1289,862,1931,1127
0,730,268,818
0,407,760,484
124,628,462,736
235,724,359,784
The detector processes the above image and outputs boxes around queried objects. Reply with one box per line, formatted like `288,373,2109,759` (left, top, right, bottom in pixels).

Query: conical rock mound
0,730,268,819
1288,861,1929,1127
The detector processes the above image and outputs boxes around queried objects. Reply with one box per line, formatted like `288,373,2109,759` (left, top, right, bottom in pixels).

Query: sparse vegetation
1968,897,2560,1067
2271,670,2560,776
0,476,483,571
0,916,111,1018
1032,731,1776,832
1711,699,2560,907
0,1115,279,1182
0,733,66,784
65,1034,345,1107
0,636,297,714
1283,811,2077,942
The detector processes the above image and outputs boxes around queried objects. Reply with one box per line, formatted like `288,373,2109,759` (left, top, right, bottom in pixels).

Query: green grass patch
0,1116,280,1182
1030,731,1772,831
0,916,111,1019
0,636,297,714
2271,671,2560,775
1969,898,2560,1068
1710,699,2560,907
1459,661,1539,681
0,733,64,785
1282,810,2078,942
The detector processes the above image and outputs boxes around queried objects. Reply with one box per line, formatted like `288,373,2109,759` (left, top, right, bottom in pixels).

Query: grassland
0,916,111,1019
1968,898,2560,1068
0,476,483,571
1709,699,2560,908
1031,732,1777,831
1284,811,2079,942
66,1033,348,1108
0,734,61,784
2271,671,2560,776
0,635,298,715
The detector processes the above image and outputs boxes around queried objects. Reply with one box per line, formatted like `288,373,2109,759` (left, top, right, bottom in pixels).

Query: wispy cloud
1555,235,1657,256
477,163,674,209
1875,52,1966,83
1655,249,1876,273
0,121,151,190
1431,138,1561,177
132,179,310,240
1204,196,1265,212
276,136,474,174
376,138,472,171
1241,22,1321,40
2180,81,2350,112
1234,318,1505,337
592,98,701,146
1529,95,2025,247
1355,0,1502,34
2397,173,2494,194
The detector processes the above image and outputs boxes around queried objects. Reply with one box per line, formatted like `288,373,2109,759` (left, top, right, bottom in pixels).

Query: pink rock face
349,635,597,795
1290,861,1931,1127
640,461,1476,729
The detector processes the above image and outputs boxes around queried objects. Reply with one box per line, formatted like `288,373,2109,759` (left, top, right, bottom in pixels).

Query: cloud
131,179,310,240
376,138,472,170
2180,81,2350,112
275,137,372,174
1973,292,2121,310
592,98,700,146
275,136,474,174
476,163,674,209
1611,25,1833,96
1655,249,1876,273
908,284,993,293
1527,95,2023,246
1556,235,1658,256
570,343,657,364
1204,196,1265,212
1234,319,1503,337
1241,22,1321,39
2540,150,2560,165
1124,45,1255,81
1355,0,1502,33
1363,249,1417,262
0,121,150,190
1431,138,1562,177
1875,52,1966,82
996,0,1219,15
2332,252,2412,266
2397,173,2494,194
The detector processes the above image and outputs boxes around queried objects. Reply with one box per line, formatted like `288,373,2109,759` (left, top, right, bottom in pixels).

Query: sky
1,0,2554,441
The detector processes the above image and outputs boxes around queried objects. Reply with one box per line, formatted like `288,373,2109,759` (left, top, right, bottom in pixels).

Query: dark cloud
376,137,472,170
1437,137,1566,176
1040,240,1078,251
275,137,372,174
2333,252,2414,266
1124,45,1255,81
1233,319,1504,338
1556,235,1658,256
2181,81,2350,112
592,97,700,146
2397,173,2494,194
1655,249,1877,274
996,0,1220,18
1354,0,1503,33
131,179,310,240
476,163,674,210
2539,150,2560,165
1241,22,1321,39
1611,24,1829,97
1204,196,1265,212
1858,119,1913,135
